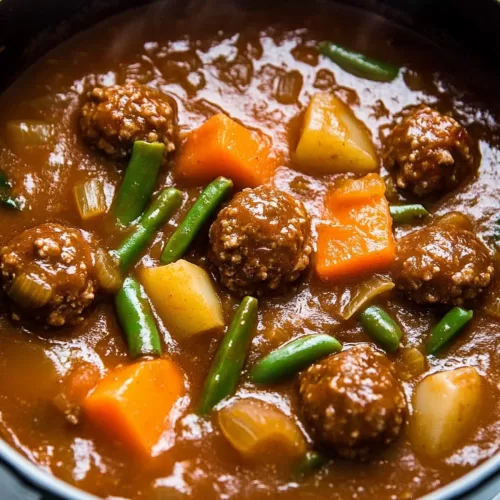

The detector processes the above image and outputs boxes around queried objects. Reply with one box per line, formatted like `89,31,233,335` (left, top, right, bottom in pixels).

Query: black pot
0,1,500,498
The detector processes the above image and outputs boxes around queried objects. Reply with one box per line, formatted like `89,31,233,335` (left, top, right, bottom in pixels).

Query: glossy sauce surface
0,2,499,499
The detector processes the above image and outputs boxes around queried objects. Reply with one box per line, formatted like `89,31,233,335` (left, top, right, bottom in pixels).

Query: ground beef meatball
209,185,312,296
0,223,98,327
299,344,407,459
393,224,494,306
384,106,475,196
80,82,176,160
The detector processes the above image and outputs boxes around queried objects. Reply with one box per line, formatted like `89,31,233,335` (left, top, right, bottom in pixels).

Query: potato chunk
140,260,224,338
411,367,482,458
294,92,377,174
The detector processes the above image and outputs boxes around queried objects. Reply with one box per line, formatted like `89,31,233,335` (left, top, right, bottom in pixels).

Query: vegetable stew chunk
84,359,185,457
80,82,177,160
299,344,407,459
411,367,482,458
393,225,494,306
218,398,306,462
174,114,276,188
209,185,312,296
384,106,476,196
0,223,98,326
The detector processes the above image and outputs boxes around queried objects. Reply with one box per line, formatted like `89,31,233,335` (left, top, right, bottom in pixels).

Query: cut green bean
426,307,473,355
115,276,162,359
295,451,328,477
0,170,20,210
114,187,182,272
161,176,233,265
199,296,258,415
318,41,400,82
359,305,403,353
390,204,428,224
250,334,342,384
114,141,165,225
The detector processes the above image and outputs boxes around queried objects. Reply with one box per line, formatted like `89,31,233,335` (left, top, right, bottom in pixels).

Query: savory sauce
0,1,498,499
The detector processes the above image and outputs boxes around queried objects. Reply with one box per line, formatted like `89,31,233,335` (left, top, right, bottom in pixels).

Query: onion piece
218,398,306,462
435,211,473,231
339,275,395,320
8,273,53,309
484,295,500,319
95,248,123,294
275,70,303,105
483,277,500,319
399,347,426,381
74,179,107,221
6,120,53,154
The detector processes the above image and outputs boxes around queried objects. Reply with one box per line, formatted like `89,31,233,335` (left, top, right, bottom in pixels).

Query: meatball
80,82,176,160
384,106,475,196
0,223,98,327
209,185,312,296
299,344,407,459
393,224,494,306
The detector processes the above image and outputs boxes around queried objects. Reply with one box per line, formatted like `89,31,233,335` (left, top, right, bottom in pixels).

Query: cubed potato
140,260,224,338
411,367,482,458
294,92,377,174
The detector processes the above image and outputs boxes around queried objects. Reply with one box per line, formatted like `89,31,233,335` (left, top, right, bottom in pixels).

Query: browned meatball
393,224,494,306
80,82,176,160
209,185,312,296
0,223,98,327
384,106,476,196
299,344,407,459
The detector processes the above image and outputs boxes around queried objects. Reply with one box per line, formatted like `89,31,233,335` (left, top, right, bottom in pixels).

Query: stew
0,1,498,499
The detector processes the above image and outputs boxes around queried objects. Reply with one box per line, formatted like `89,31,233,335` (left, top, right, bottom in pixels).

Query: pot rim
1,437,500,500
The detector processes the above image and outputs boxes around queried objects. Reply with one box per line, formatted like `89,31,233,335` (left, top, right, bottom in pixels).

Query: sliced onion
339,275,395,320
483,281,500,319
275,70,303,105
8,273,53,309
435,211,473,231
6,120,53,154
218,398,306,462
399,347,426,381
95,248,123,294
74,179,107,221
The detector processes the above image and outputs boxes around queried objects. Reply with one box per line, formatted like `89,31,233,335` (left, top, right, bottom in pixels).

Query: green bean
359,305,403,353
115,277,161,359
199,296,258,415
390,204,428,224
295,451,328,477
161,177,233,265
250,334,342,384
318,41,399,82
114,141,165,225
426,307,473,355
115,188,181,272
0,170,20,210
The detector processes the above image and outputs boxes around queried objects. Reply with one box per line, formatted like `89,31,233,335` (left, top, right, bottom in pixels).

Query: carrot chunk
316,174,395,281
83,358,185,457
174,114,277,188
328,173,386,203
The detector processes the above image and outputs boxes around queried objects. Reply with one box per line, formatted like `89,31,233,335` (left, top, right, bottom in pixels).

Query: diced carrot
83,358,185,457
66,363,101,405
174,114,277,188
328,173,386,204
316,174,395,281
